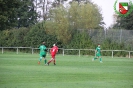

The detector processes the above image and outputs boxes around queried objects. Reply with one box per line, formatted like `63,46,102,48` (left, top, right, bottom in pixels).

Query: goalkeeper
38,42,48,65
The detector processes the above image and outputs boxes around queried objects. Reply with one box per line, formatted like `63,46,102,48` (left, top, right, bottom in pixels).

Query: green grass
0,53,133,88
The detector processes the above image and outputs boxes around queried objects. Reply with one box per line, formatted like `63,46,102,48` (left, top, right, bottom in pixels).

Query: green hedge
0,23,131,57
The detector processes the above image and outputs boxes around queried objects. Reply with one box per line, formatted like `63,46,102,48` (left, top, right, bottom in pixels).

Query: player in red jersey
47,44,58,65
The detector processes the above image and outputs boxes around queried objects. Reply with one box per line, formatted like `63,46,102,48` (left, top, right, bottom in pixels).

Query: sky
91,0,132,28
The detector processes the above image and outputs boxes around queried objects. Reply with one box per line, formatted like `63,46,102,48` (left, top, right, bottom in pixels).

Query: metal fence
0,47,133,58
87,29,133,50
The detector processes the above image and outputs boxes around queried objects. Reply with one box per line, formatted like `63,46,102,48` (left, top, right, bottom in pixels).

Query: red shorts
51,54,56,58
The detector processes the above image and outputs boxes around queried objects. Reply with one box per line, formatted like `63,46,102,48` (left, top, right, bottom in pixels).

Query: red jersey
50,46,58,55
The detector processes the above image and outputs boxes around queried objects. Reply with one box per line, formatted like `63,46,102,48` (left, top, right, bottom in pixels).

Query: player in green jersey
38,42,48,65
92,44,103,63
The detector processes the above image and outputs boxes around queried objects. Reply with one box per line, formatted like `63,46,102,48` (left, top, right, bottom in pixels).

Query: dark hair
42,42,45,45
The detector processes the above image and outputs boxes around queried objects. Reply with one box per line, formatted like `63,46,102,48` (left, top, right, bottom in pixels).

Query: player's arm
43,47,48,52
95,48,98,53
44,48,48,52
39,46,41,50
56,47,58,53
56,48,58,53
95,50,97,54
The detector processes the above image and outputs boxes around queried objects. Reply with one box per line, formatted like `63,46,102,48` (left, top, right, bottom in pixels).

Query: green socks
94,57,97,60
94,57,102,62
39,57,42,61
39,57,47,64
100,58,102,61
44,59,47,64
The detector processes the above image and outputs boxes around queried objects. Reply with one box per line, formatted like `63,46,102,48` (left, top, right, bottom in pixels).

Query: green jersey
39,45,47,55
96,46,101,57
96,46,101,53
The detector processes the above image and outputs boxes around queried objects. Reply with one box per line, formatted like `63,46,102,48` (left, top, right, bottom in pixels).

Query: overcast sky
91,0,132,28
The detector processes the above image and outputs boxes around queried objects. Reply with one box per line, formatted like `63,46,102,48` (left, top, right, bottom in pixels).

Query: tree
24,22,58,48
52,0,68,7
0,0,21,30
68,2,104,30
45,1,104,44
17,0,38,28
0,0,38,30
34,0,49,21
45,5,71,44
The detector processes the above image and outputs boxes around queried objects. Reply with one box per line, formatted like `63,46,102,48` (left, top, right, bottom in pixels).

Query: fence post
129,51,130,58
63,49,64,56
79,49,80,57
32,48,33,54
94,50,96,57
112,51,113,58
16,48,18,54
2,48,3,54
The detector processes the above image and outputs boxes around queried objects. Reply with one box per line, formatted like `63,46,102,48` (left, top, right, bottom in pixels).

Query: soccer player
38,42,47,65
92,44,103,63
47,44,58,65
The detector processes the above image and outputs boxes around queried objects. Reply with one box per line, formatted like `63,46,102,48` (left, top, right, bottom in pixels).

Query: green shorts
40,54,46,58
96,53,101,57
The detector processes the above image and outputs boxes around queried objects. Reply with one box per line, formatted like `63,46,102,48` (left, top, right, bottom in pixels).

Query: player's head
98,44,100,47
42,42,45,45
53,44,56,46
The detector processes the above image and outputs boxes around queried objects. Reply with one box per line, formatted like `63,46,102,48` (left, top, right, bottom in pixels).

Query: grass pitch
0,53,133,88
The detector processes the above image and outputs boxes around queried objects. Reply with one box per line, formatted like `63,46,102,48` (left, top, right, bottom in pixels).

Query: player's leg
43,54,47,65
38,54,43,64
53,55,56,65
92,57,97,61
47,58,53,65
94,57,98,60
99,57,102,63
92,53,98,61
47,55,54,65
99,54,103,63
53,59,56,65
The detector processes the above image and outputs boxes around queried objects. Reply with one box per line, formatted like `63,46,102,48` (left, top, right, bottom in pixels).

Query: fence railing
0,47,133,58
